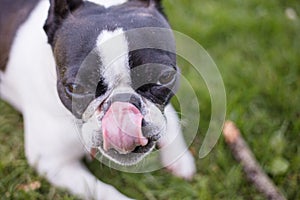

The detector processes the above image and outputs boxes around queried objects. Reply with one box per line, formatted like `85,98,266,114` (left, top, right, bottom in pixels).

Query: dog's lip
96,138,156,157
131,139,155,153
94,141,156,166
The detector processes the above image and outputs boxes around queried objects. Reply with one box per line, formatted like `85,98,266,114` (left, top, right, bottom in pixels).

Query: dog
0,0,196,199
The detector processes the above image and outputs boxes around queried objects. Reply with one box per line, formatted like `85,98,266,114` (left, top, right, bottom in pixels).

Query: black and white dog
0,0,195,199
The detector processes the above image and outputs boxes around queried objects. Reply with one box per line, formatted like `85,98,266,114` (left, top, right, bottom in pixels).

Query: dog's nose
110,93,143,111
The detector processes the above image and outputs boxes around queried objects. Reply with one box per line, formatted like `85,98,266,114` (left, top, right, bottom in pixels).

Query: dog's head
43,0,179,165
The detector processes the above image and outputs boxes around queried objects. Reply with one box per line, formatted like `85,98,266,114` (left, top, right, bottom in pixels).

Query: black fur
43,0,83,45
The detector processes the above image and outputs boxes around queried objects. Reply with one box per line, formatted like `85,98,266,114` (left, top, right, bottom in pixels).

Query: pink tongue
101,102,148,154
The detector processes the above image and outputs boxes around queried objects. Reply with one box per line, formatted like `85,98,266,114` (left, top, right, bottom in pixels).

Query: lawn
0,0,299,199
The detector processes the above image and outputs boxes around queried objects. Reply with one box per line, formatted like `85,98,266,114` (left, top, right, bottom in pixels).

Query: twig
17,181,41,192
223,121,286,200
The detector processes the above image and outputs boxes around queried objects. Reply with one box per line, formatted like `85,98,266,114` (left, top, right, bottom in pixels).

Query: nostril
129,95,142,111
110,93,143,111
95,78,108,98
141,118,148,127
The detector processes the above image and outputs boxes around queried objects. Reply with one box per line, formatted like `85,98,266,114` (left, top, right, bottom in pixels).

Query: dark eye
158,70,176,85
65,83,85,95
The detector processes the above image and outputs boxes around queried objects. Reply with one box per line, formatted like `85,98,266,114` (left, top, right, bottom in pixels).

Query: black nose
110,93,142,111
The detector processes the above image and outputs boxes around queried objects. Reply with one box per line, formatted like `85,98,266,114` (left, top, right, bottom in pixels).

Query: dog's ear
43,0,83,44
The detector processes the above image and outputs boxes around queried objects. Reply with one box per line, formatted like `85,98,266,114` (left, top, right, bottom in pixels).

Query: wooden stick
223,121,286,200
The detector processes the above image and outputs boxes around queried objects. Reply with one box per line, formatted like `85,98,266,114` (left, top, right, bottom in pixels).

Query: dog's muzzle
100,93,150,154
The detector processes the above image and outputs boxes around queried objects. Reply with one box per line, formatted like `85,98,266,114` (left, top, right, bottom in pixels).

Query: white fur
159,104,196,180
96,29,131,88
0,0,196,199
86,0,127,8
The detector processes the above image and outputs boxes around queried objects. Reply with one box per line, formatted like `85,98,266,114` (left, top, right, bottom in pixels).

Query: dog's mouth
95,137,156,166
81,96,163,166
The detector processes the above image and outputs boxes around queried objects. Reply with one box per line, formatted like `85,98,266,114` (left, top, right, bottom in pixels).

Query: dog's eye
158,70,176,85
65,83,85,95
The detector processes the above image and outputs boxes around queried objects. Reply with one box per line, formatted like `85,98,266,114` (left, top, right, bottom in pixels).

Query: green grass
1,0,300,199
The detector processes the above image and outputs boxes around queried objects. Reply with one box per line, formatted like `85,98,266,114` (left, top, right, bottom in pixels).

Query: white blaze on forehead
86,0,127,8
96,28,131,88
